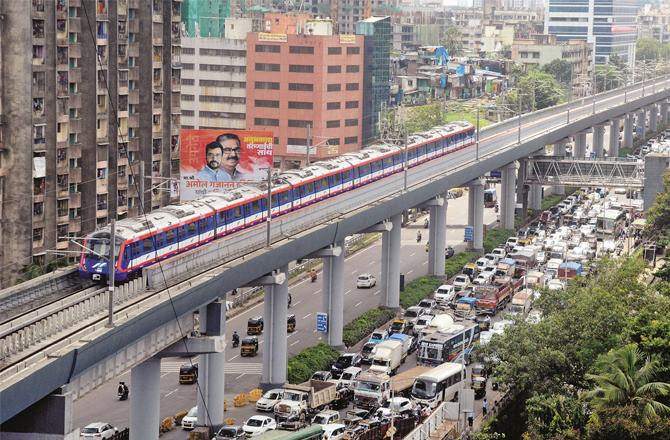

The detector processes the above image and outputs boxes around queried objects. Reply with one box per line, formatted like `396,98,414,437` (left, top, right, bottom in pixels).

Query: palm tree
441,26,463,59
585,344,670,424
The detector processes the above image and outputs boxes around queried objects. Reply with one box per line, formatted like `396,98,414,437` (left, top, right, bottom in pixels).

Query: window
289,65,314,73
288,83,313,91
346,65,359,73
182,47,195,55
328,47,342,55
327,102,341,110
254,118,279,126
202,79,246,88
288,101,313,109
255,44,280,53
287,138,307,145
326,120,340,128
328,65,342,73
33,228,44,242
255,100,279,108
255,81,280,90
327,84,341,92
288,120,311,128
347,47,360,55
345,101,359,109
181,78,195,86
181,109,194,116
255,63,280,72
329,138,340,145
345,136,358,144
346,83,359,91
345,118,358,127
289,46,314,54
182,63,194,70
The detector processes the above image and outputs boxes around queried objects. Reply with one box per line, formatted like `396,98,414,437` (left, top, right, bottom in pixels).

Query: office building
544,0,638,65
0,0,181,287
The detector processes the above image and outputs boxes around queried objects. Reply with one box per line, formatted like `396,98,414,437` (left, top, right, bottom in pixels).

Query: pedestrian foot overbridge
527,156,645,189
3,76,670,439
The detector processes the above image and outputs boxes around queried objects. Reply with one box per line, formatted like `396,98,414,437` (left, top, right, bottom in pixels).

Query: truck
546,258,563,278
388,333,413,360
494,259,516,279
508,291,532,317
508,248,536,267
525,270,545,289
484,188,498,207
273,380,337,429
454,296,477,320
474,283,512,315
369,340,403,375
549,244,567,260
352,366,431,411
558,261,583,279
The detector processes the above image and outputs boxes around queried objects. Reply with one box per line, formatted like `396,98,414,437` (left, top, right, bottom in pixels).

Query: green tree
587,405,670,440
516,70,565,112
584,344,670,425
645,169,670,236
541,59,573,86
525,394,585,440
594,64,625,92
441,26,463,58
636,37,669,61
404,102,447,134
608,53,627,72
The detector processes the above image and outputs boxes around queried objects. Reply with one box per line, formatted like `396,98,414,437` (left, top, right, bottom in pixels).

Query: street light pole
265,167,272,248
476,105,480,161
107,220,115,327
567,65,573,123
517,95,521,144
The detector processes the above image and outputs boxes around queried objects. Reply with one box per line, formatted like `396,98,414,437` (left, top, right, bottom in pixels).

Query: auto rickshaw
178,363,198,384
475,315,491,331
240,336,259,357
471,363,488,380
247,316,264,335
471,376,487,399
389,319,406,335
287,314,296,333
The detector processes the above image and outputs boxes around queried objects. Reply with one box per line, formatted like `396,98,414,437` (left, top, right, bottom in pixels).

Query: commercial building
511,34,592,80
638,5,670,44
181,18,251,130
544,0,638,65
245,24,365,169
0,0,181,287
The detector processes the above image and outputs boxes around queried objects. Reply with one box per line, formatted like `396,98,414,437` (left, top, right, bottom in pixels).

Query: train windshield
87,233,121,259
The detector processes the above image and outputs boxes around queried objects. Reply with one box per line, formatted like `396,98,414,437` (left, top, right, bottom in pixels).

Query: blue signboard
464,226,474,242
316,312,328,332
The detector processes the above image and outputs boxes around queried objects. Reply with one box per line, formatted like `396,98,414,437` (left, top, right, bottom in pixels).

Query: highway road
73,186,500,435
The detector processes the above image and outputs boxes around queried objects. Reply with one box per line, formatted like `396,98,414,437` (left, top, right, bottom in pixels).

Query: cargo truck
474,283,512,315
508,291,532,317
274,380,337,429
353,366,431,410
369,340,403,375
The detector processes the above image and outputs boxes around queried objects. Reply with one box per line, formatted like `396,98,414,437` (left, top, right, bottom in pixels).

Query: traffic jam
181,186,641,439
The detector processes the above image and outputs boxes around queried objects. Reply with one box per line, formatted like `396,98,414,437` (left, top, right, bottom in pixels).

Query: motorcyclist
310,269,317,282
288,293,292,308
416,231,422,242
118,382,128,400
232,331,240,347
424,218,429,229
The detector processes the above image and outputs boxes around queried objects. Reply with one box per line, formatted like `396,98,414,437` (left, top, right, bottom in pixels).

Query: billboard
180,129,273,201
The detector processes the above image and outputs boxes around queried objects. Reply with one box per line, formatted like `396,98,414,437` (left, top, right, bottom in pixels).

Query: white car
337,366,362,390
473,273,492,285
378,397,414,416
414,315,434,333
453,275,471,292
479,330,495,346
356,273,376,288
475,257,489,270
484,253,500,265
242,415,277,437
491,247,506,259
255,388,284,412
505,237,519,248
322,423,347,440
434,284,456,305
182,406,198,430
536,251,547,265
80,422,118,439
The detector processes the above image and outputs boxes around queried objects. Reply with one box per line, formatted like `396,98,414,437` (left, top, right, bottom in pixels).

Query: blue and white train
79,122,475,282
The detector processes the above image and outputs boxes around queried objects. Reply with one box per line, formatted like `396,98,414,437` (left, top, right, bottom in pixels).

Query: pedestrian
467,414,474,428
482,398,488,416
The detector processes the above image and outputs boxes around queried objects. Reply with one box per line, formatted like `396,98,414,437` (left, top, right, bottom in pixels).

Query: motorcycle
310,270,317,283
117,384,129,401
416,231,422,243
232,335,240,348
424,219,429,229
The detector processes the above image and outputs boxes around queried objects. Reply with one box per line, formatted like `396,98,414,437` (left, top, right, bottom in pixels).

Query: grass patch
483,228,515,253
399,276,444,309
342,307,396,348
445,251,478,278
540,194,564,211
287,343,341,384
445,111,491,128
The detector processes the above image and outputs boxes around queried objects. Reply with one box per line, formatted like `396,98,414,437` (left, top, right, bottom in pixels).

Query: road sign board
464,226,474,242
316,312,328,332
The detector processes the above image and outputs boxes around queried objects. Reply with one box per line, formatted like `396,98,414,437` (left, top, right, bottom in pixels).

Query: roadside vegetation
342,308,396,348
483,229,515,254
287,343,340,384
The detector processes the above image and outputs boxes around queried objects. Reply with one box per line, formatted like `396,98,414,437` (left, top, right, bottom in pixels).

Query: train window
199,219,208,230
418,145,426,157
188,223,196,234
321,178,328,188
218,211,226,222
252,200,260,212
342,169,352,181
306,182,313,193
166,229,175,242
280,191,289,204
383,157,392,168
143,238,153,251
334,173,341,184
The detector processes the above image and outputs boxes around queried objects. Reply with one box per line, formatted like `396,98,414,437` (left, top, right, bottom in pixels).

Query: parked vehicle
546,258,563,278
414,314,434,334
473,283,512,315
181,406,198,430
274,380,337,429
213,425,245,439
462,262,478,280
336,366,362,391
388,319,407,335
453,275,471,292
505,236,519,250
377,397,414,417
403,306,424,324
369,340,403,375
311,371,332,382
242,415,277,437
321,424,346,440
368,329,389,345
389,332,414,359
433,284,455,306
454,297,477,320
312,410,340,426
354,366,430,410
417,298,436,315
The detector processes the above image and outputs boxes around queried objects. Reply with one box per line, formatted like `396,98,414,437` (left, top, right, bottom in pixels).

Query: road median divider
342,307,396,348
287,343,340,384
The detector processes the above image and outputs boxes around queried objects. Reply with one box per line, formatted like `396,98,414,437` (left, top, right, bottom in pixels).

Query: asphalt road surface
73,186,500,436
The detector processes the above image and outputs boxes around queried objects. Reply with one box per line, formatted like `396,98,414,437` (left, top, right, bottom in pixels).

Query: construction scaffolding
182,0,230,37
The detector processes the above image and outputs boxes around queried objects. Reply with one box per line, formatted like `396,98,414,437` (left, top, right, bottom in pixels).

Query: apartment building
305,0,399,34
639,5,670,44
245,25,365,169
181,18,252,131
511,34,592,79
0,0,181,287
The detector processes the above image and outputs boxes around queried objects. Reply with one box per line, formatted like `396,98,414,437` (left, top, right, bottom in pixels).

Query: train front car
79,228,127,283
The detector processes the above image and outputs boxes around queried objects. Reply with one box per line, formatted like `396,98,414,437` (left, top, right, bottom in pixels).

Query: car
242,416,277,437
255,388,284,412
321,423,347,440
414,314,434,333
181,406,198,430
475,257,489,270
417,298,436,315
505,236,519,249
80,422,118,439
368,329,389,344
331,353,362,378
453,275,471,292
311,370,333,382
491,247,507,259
360,342,377,365
356,273,376,288
479,331,495,346
403,306,425,323
313,409,341,425
434,284,456,305
378,397,414,416
484,253,499,265
213,425,246,439
536,250,547,265
473,273,492,285
337,366,363,390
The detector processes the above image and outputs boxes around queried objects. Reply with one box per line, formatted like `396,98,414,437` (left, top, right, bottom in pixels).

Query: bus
416,324,480,366
596,208,626,237
410,362,466,409
254,425,323,440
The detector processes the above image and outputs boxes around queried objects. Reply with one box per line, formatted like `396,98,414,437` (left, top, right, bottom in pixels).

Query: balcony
69,167,82,182
69,191,81,208
68,17,81,33
69,43,81,58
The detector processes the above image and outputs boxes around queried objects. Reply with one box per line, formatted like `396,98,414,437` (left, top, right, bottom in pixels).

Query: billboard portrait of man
195,134,246,182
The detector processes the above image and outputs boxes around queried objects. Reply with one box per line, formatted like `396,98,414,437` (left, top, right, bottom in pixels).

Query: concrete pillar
624,113,634,149
516,160,528,222
0,391,77,439
261,265,289,388
609,118,620,158
592,124,606,158
661,101,669,126
467,186,475,227
573,131,588,158
196,306,209,426
320,243,344,348
130,357,161,440
470,179,485,253
500,162,516,230
644,153,670,210
649,104,658,133
427,195,448,276
637,109,647,140
381,214,402,309
529,184,542,210
205,300,226,426
553,139,567,156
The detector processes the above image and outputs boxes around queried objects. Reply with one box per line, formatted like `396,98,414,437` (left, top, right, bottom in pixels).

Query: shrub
483,228,515,253
342,307,396,347
399,276,443,309
287,343,340,384
445,251,478,278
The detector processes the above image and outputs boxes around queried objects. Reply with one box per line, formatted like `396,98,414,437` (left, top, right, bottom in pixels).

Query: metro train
79,121,476,282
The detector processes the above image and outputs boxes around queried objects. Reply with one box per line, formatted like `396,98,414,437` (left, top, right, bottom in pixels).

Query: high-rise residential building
182,0,229,38
357,16,391,145
181,17,252,131
639,5,670,44
245,22,365,169
305,0,400,34
0,0,182,287
544,0,638,65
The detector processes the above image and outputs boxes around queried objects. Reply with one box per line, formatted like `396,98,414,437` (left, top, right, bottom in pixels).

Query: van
505,237,519,249
434,284,456,305
475,257,489,270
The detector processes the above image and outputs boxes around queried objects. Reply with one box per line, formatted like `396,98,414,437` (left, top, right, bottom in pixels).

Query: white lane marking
312,289,321,296
367,261,375,266
350,270,358,275
407,269,414,275
235,373,246,380
228,355,239,362
373,290,380,296
303,313,312,319
410,252,416,257
288,331,298,338
293,300,302,307
355,301,362,307
160,372,171,378
290,340,300,347
165,388,179,398
422,261,428,265
345,289,352,295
